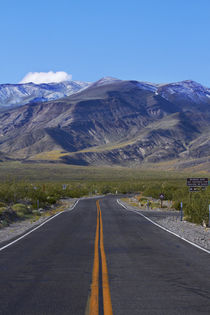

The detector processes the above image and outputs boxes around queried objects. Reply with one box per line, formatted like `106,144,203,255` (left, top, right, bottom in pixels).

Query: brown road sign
187,178,208,187
189,187,206,192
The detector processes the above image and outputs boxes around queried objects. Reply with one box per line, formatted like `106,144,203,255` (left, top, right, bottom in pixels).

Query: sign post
180,202,183,221
159,193,165,208
209,205,210,227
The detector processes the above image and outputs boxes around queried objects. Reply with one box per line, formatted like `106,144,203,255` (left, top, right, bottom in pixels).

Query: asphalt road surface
0,196,210,315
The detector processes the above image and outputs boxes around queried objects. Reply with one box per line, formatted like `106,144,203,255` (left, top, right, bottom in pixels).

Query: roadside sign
189,187,198,192
187,178,208,187
159,193,165,200
62,184,67,190
159,193,165,208
189,187,206,192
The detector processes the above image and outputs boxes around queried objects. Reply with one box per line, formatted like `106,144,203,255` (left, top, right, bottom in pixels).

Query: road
0,196,210,314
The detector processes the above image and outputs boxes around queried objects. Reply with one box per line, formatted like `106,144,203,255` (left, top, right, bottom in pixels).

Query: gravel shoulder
120,199,210,252
0,198,77,245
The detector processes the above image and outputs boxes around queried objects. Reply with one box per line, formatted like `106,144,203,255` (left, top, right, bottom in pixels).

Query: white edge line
0,200,79,252
117,199,210,255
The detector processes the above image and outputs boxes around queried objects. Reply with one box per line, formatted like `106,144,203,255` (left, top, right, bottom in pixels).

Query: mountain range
0,77,209,170
0,80,90,109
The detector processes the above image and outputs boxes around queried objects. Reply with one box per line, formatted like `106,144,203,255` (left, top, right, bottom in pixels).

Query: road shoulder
118,199,210,253
0,198,77,245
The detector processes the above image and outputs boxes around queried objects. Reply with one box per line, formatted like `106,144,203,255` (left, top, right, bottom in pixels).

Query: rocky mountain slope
0,77,209,168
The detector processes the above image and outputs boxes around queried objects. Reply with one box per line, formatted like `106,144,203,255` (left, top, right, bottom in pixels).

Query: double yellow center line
89,200,113,315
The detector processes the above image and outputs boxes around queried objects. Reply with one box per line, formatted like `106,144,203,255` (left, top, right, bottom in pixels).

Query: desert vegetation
0,164,209,227
142,183,210,225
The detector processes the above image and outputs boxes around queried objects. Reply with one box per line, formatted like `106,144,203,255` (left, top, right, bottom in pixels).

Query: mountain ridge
0,80,91,109
0,77,209,169
1,77,210,110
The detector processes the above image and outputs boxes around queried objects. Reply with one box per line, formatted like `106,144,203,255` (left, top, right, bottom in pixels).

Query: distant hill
0,77,209,169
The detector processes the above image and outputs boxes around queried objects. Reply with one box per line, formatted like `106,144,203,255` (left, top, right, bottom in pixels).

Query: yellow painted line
89,207,100,315
97,200,113,315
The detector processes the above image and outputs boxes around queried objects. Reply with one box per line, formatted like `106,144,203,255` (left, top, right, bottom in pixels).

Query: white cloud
19,71,72,84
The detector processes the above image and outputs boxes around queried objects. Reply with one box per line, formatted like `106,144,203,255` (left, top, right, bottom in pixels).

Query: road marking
0,200,79,252
89,206,100,315
89,201,113,315
98,201,113,315
117,199,210,255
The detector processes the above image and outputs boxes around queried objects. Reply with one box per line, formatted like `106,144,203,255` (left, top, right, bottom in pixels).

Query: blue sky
1,0,210,86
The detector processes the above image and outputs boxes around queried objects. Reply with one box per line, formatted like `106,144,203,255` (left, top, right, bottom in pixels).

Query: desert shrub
101,185,112,194
0,220,9,227
151,202,160,209
32,210,41,216
143,185,160,199
184,191,209,224
47,196,57,204
0,207,7,214
139,197,148,202
12,203,31,215
173,200,181,210
163,185,177,200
